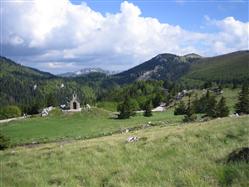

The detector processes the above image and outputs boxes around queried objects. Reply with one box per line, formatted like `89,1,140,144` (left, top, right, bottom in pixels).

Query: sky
1,0,248,74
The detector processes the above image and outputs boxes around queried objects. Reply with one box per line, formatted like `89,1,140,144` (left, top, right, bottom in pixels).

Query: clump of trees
235,84,249,114
174,91,230,121
0,105,22,120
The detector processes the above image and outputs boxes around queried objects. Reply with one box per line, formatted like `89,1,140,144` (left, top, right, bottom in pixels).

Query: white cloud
1,0,248,73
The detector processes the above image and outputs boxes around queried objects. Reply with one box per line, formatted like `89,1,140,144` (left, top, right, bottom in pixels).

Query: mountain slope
113,51,249,84
0,56,54,79
182,50,249,83
113,53,201,84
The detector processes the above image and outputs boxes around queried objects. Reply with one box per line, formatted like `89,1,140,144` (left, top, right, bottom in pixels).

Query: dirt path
0,116,28,124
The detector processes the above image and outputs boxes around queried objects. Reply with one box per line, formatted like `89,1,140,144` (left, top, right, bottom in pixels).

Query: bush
0,133,10,150
0,105,22,120
174,101,186,115
183,114,197,122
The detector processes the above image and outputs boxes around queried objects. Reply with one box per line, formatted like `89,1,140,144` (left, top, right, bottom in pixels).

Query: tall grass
1,116,248,186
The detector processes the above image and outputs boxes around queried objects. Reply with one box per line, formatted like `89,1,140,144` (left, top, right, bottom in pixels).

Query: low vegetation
1,116,248,186
0,105,22,120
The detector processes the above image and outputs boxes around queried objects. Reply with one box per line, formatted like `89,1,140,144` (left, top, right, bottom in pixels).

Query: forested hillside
182,50,249,84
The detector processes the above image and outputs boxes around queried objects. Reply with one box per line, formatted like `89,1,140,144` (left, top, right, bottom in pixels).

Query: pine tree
235,84,249,114
117,97,138,119
144,100,153,117
206,95,217,118
216,97,229,117
183,94,197,122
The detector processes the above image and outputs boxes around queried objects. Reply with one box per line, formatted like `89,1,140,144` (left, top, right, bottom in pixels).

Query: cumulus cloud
1,0,248,73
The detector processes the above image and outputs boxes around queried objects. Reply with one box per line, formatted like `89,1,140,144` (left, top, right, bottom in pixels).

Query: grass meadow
0,88,239,146
0,115,248,186
1,108,182,146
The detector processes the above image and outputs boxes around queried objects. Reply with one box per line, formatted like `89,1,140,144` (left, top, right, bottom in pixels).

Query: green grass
1,88,239,146
0,115,248,186
1,108,182,146
96,101,118,112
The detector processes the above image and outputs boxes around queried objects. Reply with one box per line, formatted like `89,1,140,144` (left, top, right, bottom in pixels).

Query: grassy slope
1,116,248,187
1,108,182,145
1,88,238,145
182,51,249,83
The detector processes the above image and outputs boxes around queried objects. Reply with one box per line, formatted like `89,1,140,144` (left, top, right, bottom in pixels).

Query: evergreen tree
206,95,217,118
46,93,57,107
144,100,153,117
183,94,197,122
117,97,138,119
216,97,229,117
235,84,249,114
174,101,186,115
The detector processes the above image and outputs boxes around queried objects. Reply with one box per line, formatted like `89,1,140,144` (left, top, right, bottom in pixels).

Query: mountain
113,53,202,84
113,51,249,85
0,56,54,79
58,68,118,77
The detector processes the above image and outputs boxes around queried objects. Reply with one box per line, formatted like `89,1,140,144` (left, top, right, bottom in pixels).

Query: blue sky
71,0,248,31
1,0,249,74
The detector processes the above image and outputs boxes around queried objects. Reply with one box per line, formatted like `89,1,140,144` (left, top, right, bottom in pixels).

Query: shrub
174,101,186,115
0,105,22,120
0,132,10,150
183,114,197,122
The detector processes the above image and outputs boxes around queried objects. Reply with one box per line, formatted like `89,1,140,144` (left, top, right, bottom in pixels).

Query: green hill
183,50,249,84
0,56,54,79
1,115,248,186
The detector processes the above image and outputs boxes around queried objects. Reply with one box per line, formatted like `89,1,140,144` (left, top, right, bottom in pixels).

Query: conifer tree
216,96,229,117
235,84,249,114
183,93,197,122
144,100,153,117
117,97,138,119
206,95,217,118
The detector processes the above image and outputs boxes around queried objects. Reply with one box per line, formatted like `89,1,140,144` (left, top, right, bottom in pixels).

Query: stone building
69,93,81,110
